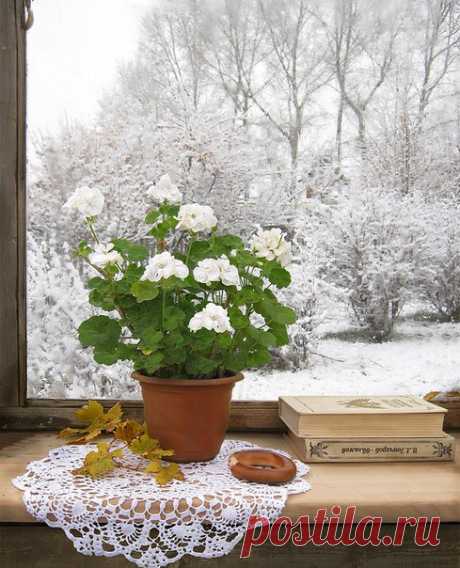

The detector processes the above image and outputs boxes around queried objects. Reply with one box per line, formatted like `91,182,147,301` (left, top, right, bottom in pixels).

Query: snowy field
234,316,460,400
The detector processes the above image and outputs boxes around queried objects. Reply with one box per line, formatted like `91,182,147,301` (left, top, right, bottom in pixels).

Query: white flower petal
63,186,105,217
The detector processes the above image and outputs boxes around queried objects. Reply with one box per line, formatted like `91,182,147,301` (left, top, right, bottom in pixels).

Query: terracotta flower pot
132,372,244,462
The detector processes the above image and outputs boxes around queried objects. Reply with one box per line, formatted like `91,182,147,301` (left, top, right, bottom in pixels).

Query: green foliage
60,402,184,485
131,281,159,302
74,201,297,379
112,238,149,261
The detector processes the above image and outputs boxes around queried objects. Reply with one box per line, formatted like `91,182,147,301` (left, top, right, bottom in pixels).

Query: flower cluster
193,255,240,288
147,174,182,205
141,252,189,282
65,173,296,379
250,228,291,267
177,204,217,233
188,303,233,334
89,244,123,268
64,186,105,218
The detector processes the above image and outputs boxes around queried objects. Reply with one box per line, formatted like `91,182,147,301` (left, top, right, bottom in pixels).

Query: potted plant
64,175,296,462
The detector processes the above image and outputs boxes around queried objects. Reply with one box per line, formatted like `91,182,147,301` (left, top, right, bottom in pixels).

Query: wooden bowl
228,449,297,484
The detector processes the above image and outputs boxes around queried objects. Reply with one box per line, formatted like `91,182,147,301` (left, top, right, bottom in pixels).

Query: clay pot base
228,449,297,484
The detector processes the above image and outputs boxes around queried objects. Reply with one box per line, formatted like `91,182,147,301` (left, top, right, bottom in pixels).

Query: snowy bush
311,188,426,341
416,199,460,321
27,232,137,399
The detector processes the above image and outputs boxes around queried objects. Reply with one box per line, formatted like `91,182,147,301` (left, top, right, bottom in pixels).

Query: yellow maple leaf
103,402,123,431
114,420,144,444
129,433,160,457
72,442,123,478
149,448,175,460
144,459,162,474
58,401,124,445
75,400,105,423
155,463,184,486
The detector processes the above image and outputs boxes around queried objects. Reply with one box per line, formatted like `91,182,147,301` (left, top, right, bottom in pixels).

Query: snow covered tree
416,198,460,320
310,187,427,341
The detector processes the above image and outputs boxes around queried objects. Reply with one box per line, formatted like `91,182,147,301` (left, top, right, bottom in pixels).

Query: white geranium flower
193,258,221,284
193,255,241,288
141,251,189,282
63,186,105,217
177,204,217,233
189,303,233,334
249,227,292,267
88,243,123,268
147,174,182,204
217,255,241,287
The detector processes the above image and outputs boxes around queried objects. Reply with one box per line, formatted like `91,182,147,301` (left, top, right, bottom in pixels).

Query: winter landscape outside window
27,0,460,401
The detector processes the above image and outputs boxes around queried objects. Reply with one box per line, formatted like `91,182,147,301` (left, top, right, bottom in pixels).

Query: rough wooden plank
0,401,287,432
2,399,460,432
16,0,28,406
0,0,20,406
2,431,460,524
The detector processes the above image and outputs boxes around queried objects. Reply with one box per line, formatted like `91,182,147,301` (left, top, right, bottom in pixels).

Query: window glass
27,0,460,399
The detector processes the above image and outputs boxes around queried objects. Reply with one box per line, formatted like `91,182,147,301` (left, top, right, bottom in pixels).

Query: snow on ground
233,317,460,400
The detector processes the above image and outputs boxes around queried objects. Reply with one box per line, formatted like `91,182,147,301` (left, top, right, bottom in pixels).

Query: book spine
292,436,455,462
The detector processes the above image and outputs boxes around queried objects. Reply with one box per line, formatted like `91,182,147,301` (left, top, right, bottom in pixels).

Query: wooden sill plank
1,431,460,524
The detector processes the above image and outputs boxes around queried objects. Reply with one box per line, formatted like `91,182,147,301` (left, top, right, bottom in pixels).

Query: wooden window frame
0,0,459,432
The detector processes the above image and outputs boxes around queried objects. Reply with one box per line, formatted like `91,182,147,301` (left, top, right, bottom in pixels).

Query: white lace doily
13,440,310,567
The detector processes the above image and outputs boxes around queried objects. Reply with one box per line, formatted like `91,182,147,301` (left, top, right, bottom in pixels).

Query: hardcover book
279,396,446,438
287,431,455,462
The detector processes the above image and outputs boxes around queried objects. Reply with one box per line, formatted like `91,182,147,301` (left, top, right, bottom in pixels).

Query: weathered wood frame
0,0,459,433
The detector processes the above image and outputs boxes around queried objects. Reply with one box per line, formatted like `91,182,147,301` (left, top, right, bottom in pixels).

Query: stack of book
280,395,455,462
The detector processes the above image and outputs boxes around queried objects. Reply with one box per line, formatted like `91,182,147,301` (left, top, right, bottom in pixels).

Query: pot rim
132,371,244,387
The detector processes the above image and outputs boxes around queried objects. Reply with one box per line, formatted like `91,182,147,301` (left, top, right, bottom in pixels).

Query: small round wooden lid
228,449,297,484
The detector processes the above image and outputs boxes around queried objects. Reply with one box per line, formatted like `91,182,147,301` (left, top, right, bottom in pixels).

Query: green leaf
163,306,185,331
216,333,232,349
140,328,163,350
143,352,164,374
223,352,247,373
145,209,162,225
255,300,297,325
189,329,215,350
247,327,277,347
76,240,92,258
93,345,121,365
247,346,272,367
89,287,116,311
78,316,121,348
269,323,289,346
87,277,107,290
131,280,159,302
234,287,262,306
228,307,249,329
185,356,218,377
112,239,148,261
267,266,291,288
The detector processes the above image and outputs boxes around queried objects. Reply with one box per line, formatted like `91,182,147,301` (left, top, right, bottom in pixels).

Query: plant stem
86,218,100,245
161,289,166,330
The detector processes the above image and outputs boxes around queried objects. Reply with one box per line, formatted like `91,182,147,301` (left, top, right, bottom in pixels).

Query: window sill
2,431,460,524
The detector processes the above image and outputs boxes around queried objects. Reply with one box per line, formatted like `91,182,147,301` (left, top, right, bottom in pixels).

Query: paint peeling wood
0,0,21,406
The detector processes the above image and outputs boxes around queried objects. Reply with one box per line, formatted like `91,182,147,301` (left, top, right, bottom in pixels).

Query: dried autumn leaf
144,459,162,474
58,427,102,445
72,442,123,478
58,401,124,444
102,402,124,432
75,400,105,423
129,433,160,457
149,448,175,460
114,420,145,444
155,463,184,486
